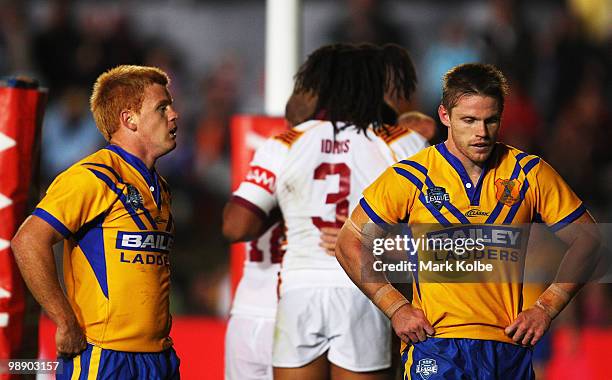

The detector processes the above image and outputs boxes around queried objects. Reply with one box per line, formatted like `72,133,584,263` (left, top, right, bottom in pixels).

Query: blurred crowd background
1,0,610,362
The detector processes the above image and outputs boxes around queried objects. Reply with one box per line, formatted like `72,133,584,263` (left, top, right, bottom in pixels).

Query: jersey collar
105,144,161,207
435,142,491,206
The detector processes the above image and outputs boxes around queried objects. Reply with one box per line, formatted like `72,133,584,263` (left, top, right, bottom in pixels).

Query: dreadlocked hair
380,43,417,104
293,43,388,135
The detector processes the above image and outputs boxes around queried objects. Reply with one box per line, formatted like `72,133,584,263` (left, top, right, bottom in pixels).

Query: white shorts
225,314,275,380
272,287,391,372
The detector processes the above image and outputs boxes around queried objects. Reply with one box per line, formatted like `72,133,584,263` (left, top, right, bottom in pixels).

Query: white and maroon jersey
233,120,428,293
230,220,285,318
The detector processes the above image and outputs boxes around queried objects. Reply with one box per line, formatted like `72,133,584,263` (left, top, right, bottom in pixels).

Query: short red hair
90,65,170,141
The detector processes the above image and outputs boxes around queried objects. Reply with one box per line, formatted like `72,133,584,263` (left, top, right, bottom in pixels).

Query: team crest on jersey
495,178,521,206
425,186,450,210
416,358,438,380
125,184,144,210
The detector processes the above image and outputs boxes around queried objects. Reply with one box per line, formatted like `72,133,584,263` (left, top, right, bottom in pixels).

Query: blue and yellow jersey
361,143,585,344
33,144,174,352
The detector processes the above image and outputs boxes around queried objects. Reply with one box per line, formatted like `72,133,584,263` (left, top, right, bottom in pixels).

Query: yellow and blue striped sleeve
361,166,416,225
33,165,116,237
533,159,585,231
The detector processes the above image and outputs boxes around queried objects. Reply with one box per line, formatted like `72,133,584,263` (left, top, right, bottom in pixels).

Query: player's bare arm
505,213,601,346
11,216,87,357
398,111,437,142
223,200,283,242
222,200,266,242
336,205,434,344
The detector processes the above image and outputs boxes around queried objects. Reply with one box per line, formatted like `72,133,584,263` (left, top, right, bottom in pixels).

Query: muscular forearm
536,217,601,319
11,226,77,327
222,200,266,242
336,209,435,342
336,222,384,295
540,252,597,316
336,221,408,318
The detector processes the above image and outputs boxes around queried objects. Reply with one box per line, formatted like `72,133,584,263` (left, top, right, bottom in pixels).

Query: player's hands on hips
391,303,435,344
505,306,551,346
56,320,87,357
319,215,347,256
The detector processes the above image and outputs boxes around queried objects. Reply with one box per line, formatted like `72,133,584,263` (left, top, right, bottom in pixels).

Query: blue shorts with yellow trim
57,344,180,380
402,338,534,380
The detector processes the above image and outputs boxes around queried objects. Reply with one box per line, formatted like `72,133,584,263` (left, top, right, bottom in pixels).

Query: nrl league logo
125,184,144,210
416,358,438,380
425,186,450,210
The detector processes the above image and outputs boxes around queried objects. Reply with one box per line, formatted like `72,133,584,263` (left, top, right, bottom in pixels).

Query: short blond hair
90,65,170,141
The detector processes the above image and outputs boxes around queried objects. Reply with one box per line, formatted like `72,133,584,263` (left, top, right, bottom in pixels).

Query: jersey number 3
311,162,351,229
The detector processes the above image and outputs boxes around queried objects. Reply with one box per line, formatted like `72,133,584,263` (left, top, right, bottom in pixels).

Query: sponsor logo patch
426,225,523,249
465,208,490,218
245,166,276,194
116,231,174,253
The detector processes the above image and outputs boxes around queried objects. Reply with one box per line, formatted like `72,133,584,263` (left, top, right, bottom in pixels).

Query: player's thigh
272,288,329,368
330,363,393,380
331,364,395,380
273,352,330,380
225,314,275,380
391,333,404,380
327,288,392,373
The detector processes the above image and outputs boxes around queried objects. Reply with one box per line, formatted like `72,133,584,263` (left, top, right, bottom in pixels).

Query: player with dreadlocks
285,43,435,141
381,43,437,141
223,43,430,380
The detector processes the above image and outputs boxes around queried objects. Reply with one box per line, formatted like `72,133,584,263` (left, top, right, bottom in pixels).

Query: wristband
373,284,409,319
534,284,572,319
